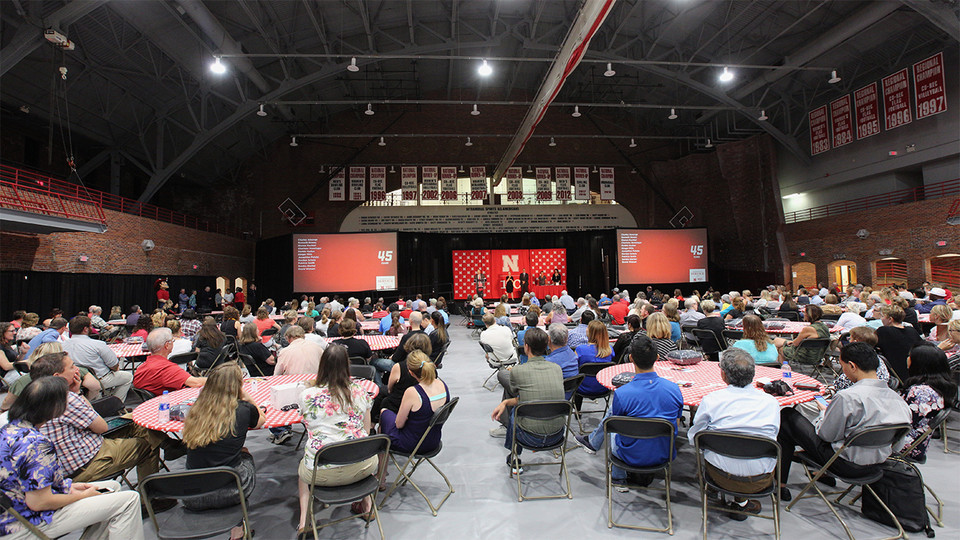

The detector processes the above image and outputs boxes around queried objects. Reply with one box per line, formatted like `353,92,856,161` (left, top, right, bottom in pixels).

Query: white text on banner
535,167,552,201
599,167,615,200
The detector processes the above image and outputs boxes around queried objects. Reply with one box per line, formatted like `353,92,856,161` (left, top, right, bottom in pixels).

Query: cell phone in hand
97,487,112,493
814,395,828,408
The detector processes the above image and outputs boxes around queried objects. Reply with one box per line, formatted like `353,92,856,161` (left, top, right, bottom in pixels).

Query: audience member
732,314,778,365
22,317,68,361
897,343,956,461
480,313,517,364
180,309,202,340
380,349,449,454
544,323,580,380
131,315,153,340
428,311,449,364
134,328,206,395
646,312,679,359
239,323,275,376
775,305,829,364
875,304,924,381
680,298,705,326
567,310,595,350
696,300,725,349
662,302,682,341
63,316,132,401
612,315,642,364
275,326,324,376
220,306,242,338
194,320,227,370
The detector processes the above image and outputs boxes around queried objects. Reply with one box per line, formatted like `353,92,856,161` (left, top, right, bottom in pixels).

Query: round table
327,334,400,351
132,373,379,432
359,320,409,333
596,361,822,407
108,342,149,358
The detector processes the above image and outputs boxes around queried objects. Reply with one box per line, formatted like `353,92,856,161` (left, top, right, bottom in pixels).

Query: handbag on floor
861,458,934,537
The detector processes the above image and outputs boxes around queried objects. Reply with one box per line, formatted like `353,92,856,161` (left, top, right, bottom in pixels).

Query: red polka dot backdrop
452,249,566,299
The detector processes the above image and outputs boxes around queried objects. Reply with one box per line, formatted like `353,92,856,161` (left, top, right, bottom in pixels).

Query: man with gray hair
545,323,579,378
687,347,780,519
679,298,705,326
570,298,589,322
87,305,118,338
133,328,206,396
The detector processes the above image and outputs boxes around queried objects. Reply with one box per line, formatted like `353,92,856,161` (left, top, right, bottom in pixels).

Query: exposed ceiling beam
0,0,109,77
901,0,960,41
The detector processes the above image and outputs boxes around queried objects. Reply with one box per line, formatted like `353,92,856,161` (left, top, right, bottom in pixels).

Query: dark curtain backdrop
0,271,218,319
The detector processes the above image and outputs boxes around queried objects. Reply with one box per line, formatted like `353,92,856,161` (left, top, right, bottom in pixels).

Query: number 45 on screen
690,245,704,257
378,250,394,263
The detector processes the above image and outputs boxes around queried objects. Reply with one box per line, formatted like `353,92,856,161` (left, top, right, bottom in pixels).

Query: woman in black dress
552,268,562,284
505,274,516,300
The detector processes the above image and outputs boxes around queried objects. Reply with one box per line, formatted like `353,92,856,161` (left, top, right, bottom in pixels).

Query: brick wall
782,196,958,288
0,208,255,280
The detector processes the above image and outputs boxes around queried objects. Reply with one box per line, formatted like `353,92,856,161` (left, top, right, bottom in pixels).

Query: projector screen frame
292,231,399,293
615,227,709,285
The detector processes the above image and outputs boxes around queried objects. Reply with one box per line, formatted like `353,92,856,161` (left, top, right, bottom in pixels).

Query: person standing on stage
519,269,530,295
537,271,546,286
505,274,516,300
475,269,487,299
552,268,562,285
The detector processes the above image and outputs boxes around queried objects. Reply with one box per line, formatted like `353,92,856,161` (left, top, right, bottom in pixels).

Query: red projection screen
617,228,708,284
293,233,398,292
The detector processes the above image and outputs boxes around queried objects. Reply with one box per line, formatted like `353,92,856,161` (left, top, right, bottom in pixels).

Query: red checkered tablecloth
132,373,378,432
509,315,548,326
762,321,844,335
328,335,400,350
596,361,822,408
359,320,409,332
109,342,149,358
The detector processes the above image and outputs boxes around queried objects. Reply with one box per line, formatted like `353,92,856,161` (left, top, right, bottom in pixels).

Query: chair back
692,329,725,353
349,355,369,366
844,424,911,449
140,467,238,499
350,364,376,381
603,416,675,441
775,310,801,321
91,395,126,417
722,329,743,341
261,327,278,336
515,399,573,422
896,408,952,458
695,430,780,460
0,493,51,539
314,434,391,468
434,341,450,368
579,361,615,377
480,342,494,354
793,337,831,366
428,396,459,429
563,374,585,395
820,313,840,321
168,351,199,365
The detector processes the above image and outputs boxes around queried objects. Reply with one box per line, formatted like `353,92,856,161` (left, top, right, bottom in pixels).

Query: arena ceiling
1,0,957,203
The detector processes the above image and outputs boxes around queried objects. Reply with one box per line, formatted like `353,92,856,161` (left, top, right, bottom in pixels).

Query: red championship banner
830,95,853,148
421,166,438,200
882,68,911,130
808,105,830,155
574,166,590,200
348,166,366,202
506,167,523,200
599,167,615,200
440,166,458,200
854,82,880,140
535,167,552,201
328,168,345,201
913,52,947,120
368,166,386,201
401,166,418,200
470,166,487,200
555,167,571,201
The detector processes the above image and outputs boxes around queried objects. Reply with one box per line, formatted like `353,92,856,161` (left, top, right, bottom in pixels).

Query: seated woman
239,323,275,376
775,304,829,365
927,304,953,343
779,293,800,312
662,302,682,342
574,320,614,409
238,304,255,324
428,311,449,364
131,315,153,339
195,321,227,370
327,310,343,338
898,344,957,462
613,315,642,364
875,304,924,381
380,350,450,454
253,307,281,344
936,319,960,357
182,363,264,540
219,306,242,338
494,303,511,327
0,376,143,540
545,301,569,324
165,320,194,357
385,312,404,337
379,333,432,415
732,314,778,365
1,322,23,385
646,312,679,359
297,345,378,531
304,302,320,319
724,296,746,321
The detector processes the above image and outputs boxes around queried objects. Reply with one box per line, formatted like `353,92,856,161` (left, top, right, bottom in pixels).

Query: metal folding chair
892,407,952,527
695,431,781,540
604,417,677,534
791,337,832,382
380,397,459,515
510,400,574,502
480,341,517,391
786,424,911,540
349,364,376,381
573,362,615,434
139,467,252,540
0,493,51,539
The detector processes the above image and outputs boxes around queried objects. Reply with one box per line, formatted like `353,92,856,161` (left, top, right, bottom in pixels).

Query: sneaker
574,435,597,454
726,499,761,521
507,456,523,475
612,479,629,493
273,430,294,445
266,433,276,444
489,425,507,438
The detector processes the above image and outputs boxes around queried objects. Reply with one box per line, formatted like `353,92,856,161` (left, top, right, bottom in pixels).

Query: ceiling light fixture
549,137,556,147
365,103,374,116
828,70,841,84
459,165,465,173
477,59,492,77
389,165,396,173
572,105,581,118
527,165,533,173
668,108,677,120
471,104,480,116
592,165,598,173
378,136,386,146
758,109,768,121
347,57,359,72
464,137,473,146
256,104,267,117
603,62,616,77
289,136,298,147
629,138,637,148
210,57,226,74
704,138,714,148
718,66,734,83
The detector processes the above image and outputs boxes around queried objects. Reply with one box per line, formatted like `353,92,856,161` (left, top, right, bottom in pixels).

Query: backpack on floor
861,458,934,537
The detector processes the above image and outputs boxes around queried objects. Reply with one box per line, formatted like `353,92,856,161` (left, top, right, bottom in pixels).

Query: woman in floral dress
898,343,957,461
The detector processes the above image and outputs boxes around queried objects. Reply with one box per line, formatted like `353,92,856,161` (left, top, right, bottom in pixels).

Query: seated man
687,347,780,518
491,328,565,473
679,298,705,326
559,291,576,313
545,323,579,379
567,310,595,350
607,295,629,325
87,305,119,339
515,311,541,364
777,342,911,500
574,335,683,488
133,328,206,396
275,326,324,375
379,303,405,334
125,305,142,327
22,318,68,361
480,313,517,363
570,298,589,323
63,316,133,402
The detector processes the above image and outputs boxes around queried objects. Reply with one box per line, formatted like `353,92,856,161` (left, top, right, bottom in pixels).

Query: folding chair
470,310,485,338
695,431,781,540
681,325,700,349
775,311,801,321
790,337,832,382
721,328,743,345
692,329,726,361
128,386,156,406
139,467,252,540
433,341,450,369
0,492,51,539
306,435,391,540
380,398,459,516
604,417,677,533
786,424,911,540
349,355,369,366
480,341,517,391
573,362,615,434
943,374,960,454
350,364,377,381
168,351,198,366
239,353,266,377
510,400,574,502
892,407,952,527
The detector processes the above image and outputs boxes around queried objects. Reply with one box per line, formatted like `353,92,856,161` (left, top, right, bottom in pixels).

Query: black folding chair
681,325,700,349
139,467,252,540
306,435,391,540
791,337,832,382
480,341,517,391
510,400,574,502
775,311,801,321
786,424,911,540
892,407,953,527
695,431,781,539
692,329,726,361
350,364,376,381
604,417,677,533
349,355,369,366
0,492,51,538
573,362,615,434
380,397,459,515
168,351,199,365
433,341,450,369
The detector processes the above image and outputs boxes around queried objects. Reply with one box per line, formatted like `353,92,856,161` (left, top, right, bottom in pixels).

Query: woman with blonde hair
239,304,255,324
732,314,778,365
297,345,377,530
380,350,450,453
926,304,953,342
646,312,679,359
182,363,264,539
574,320,614,409
494,303,511,327
316,307,331,335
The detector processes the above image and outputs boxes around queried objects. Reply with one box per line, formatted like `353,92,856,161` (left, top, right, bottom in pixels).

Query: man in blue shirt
516,312,540,364
378,304,405,334
23,318,68,361
575,334,683,488
916,287,947,314
545,323,579,378
566,310,594,350
559,290,576,313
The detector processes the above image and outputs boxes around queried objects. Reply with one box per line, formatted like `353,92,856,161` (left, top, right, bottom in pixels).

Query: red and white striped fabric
763,321,845,335
108,342,149,358
918,313,931,323
596,361,822,407
328,334,400,350
131,373,378,432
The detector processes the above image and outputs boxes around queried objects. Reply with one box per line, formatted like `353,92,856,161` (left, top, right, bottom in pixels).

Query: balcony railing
784,178,959,224
0,164,239,237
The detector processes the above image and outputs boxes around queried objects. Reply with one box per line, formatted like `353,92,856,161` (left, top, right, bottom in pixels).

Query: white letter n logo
501,255,519,273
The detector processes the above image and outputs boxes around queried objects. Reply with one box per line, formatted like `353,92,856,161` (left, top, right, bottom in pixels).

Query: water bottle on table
781,360,792,386
158,390,170,423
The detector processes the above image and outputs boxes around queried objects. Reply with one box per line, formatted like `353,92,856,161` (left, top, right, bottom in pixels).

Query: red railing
0,167,106,226
784,178,960,224
0,164,239,237
931,255,960,290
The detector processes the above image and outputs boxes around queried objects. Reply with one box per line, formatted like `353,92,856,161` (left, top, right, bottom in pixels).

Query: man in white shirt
62,316,133,402
297,317,328,349
559,291,576,312
480,313,516,363
570,298,589,322
836,303,867,329
688,347,780,518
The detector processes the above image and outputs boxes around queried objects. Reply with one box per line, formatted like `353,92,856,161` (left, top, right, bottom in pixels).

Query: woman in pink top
253,307,281,343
